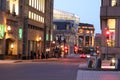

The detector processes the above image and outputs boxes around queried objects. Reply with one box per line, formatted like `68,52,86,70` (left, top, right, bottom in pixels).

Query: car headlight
111,58,115,64
87,55,90,58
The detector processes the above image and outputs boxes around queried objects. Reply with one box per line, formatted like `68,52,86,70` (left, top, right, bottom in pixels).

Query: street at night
0,58,84,80
0,58,120,80
0,0,120,80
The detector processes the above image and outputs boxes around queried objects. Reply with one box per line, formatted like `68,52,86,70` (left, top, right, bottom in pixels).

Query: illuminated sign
0,25,5,39
19,28,22,39
46,34,49,41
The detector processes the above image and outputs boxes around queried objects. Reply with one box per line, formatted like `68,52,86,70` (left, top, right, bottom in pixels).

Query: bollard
115,58,120,70
95,58,101,69
87,59,93,68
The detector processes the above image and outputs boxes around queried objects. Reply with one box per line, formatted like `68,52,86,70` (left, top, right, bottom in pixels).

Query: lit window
34,13,36,20
35,0,36,8
86,30,90,33
111,0,117,6
53,25,56,30
107,19,116,47
29,11,31,19
29,0,32,6
32,0,34,7
38,0,40,10
31,12,33,19
7,0,19,15
39,16,40,21
42,17,44,23
91,31,93,34
78,29,83,33
37,0,39,10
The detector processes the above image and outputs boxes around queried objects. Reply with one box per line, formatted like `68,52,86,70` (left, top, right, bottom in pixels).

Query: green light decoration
0,24,5,38
19,28,22,39
46,34,49,41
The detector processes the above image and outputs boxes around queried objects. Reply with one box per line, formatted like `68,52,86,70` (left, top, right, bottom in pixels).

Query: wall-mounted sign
0,24,5,39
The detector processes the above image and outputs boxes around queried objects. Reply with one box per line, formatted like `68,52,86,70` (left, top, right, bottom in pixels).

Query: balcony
100,6,120,18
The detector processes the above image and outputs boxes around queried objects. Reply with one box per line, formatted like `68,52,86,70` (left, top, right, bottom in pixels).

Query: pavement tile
76,70,120,80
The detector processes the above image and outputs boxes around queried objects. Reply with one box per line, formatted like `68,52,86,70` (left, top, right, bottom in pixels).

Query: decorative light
11,44,14,49
7,26,11,31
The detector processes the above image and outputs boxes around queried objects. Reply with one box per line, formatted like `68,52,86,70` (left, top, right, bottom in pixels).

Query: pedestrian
31,51,34,59
41,52,45,59
34,51,36,59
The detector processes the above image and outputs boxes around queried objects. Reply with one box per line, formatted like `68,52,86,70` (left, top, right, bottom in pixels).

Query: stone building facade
77,23,94,47
100,0,120,59
0,0,53,59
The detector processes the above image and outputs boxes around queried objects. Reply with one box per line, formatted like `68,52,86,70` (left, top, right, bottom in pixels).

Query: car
80,53,86,58
80,53,91,58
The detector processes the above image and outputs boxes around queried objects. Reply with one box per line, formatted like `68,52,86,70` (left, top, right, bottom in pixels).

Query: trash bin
87,59,94,68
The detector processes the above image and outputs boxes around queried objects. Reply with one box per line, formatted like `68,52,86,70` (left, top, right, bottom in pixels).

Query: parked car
80,53,91,58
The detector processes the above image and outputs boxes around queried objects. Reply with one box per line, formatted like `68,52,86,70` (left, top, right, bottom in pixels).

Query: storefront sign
0,24,5,39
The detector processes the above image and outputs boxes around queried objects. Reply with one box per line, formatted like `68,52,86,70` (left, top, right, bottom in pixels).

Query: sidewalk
76,70,120,80
77,63,120,80
0,58,64,64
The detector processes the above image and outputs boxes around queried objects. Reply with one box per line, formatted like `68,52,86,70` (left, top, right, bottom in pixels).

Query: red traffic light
64,46,68,49
105,30,110,39
106,30,110,35
74,46,78,54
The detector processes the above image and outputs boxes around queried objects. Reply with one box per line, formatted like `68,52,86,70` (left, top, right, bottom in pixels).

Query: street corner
0,60,16,64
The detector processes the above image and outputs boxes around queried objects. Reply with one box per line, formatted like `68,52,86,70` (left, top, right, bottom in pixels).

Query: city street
0,58,85,80
0,58,120,80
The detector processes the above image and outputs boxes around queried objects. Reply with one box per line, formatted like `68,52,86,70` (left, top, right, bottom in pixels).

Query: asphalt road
0,58,85,80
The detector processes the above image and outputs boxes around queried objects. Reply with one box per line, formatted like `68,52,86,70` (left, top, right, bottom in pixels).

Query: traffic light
105,30,110,39
96,46,100,54
74,46,78,54
64,46,68,54
105,30,110,45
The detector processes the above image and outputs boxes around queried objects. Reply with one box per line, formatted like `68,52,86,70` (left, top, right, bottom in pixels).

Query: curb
78,67,120,71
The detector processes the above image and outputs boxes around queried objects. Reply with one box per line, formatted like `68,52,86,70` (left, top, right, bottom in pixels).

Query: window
66,24,69,30
78,29,83,33
111,0,117,6
53,25,57,30
6,0,10,11
107,19,116,47
86,30,90,34
29,11,31,19
7,0,19,15
29,0,32,6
